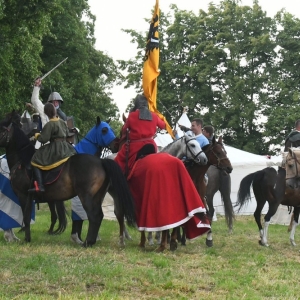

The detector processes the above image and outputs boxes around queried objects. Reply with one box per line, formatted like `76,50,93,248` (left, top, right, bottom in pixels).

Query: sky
87,0,300,115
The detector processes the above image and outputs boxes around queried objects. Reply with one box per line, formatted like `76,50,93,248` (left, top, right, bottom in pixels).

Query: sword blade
40,57,68,80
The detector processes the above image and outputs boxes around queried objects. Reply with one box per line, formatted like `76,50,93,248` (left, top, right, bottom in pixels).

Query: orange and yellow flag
142,0,174,138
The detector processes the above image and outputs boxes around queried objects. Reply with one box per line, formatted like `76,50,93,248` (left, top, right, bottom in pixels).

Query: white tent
153,111,291,225
113,112,290,225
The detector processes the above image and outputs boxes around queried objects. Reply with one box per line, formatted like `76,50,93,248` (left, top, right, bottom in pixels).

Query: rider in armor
47,92,67,121
114,94,166,176
284,119,300,151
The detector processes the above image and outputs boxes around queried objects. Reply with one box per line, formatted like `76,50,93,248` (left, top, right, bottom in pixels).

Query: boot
28,167,45,193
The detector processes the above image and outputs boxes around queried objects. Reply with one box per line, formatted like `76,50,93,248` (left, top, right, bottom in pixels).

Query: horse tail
101,159,136,227
53,202,68,234
219,173,235,228
236,170,265,212
46,201,68,235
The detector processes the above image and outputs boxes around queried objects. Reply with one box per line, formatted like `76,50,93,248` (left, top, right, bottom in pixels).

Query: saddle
135,144,155,161
27,164,65,185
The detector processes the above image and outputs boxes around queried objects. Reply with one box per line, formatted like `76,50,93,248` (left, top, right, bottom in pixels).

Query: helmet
48,92,63,103
131,94,148,112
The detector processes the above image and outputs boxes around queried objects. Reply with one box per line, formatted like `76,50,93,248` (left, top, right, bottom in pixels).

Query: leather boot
28,167,45,193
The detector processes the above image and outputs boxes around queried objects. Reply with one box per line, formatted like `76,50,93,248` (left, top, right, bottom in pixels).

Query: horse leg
71,220,84,245
156,230,167,252
155,231,161,244
139,231,146,249
82,195,103,247
4,229,20,242
115,213,126,247
253,199,266,242
260,203,280,247
288,212,294,233
147,232,154,245
180,227,186,246
22,197,33,242
170,228,178,251
123,224,132,240
290,207,299,246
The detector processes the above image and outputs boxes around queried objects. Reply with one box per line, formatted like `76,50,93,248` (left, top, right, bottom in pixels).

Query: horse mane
13,124,36,165
160,136,183,152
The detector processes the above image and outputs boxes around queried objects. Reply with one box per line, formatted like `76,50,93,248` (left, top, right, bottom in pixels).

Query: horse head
286,148,300,187
0,110,35,167
183,133,207,164
204,136,233,174
160,134,207,164
0,110,21,147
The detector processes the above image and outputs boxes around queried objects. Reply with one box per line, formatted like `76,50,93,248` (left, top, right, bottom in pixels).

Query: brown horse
173,136,233,247
0,110,136,246
236,148,300,246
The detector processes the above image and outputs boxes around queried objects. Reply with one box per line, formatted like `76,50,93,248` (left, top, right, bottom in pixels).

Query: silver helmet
48,92,63,103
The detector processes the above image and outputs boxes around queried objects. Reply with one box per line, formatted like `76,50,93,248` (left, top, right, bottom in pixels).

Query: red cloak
127,153,211,240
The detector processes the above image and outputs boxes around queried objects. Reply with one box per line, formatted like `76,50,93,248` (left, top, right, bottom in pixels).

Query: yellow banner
142,0,174,138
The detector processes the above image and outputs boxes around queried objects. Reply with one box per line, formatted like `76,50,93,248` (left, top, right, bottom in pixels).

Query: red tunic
114,110,165,175
127,153,211,239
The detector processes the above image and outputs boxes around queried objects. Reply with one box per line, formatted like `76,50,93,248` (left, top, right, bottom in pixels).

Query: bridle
286,151,300,179
0,123,12,144
205,142,229,169
184,136,205,162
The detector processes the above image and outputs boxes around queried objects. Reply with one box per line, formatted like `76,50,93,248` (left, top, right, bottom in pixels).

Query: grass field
1,203,300,300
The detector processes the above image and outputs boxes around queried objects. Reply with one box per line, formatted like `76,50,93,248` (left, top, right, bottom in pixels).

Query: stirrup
28,181,45,193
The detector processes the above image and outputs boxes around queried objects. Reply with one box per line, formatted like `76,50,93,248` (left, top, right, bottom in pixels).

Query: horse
99,133,210,249
171,136,233,247
0,110,136,246
127,134,233,249
236,147,300,246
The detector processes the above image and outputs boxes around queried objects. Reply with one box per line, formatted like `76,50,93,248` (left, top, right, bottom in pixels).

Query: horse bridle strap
0,123,12,143
206,142,227,169
184,137,204,161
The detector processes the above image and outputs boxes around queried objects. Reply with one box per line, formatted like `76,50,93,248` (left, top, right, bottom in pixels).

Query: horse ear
212,135,216,144
106,118,111,124
288,148,293,156
96,116,101,126
122,113,127,124
218,136,223,144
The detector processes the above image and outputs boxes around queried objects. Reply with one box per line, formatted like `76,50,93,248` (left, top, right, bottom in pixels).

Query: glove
70,127,80,134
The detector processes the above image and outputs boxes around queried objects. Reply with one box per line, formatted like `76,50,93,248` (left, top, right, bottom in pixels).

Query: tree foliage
119,0,300,154
0,0,122,135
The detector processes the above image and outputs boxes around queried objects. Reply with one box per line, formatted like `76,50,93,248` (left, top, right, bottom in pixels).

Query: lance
40,57,68,81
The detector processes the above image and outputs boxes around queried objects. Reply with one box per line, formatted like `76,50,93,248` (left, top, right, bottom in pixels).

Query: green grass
0,203,300,299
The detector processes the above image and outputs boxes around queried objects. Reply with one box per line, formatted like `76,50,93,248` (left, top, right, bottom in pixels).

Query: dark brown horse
236,148,300,246
174,136,233,247
0,111,136,246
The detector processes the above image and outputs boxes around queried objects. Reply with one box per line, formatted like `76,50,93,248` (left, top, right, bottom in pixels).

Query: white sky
88,0,300,115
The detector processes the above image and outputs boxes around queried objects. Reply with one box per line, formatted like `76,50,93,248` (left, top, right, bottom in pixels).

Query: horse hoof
290,240,296,247
70,233,84,245
258,240,269,247
206,238,213,247
148,239,154,246
170,241,177,251
155,246,165,253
